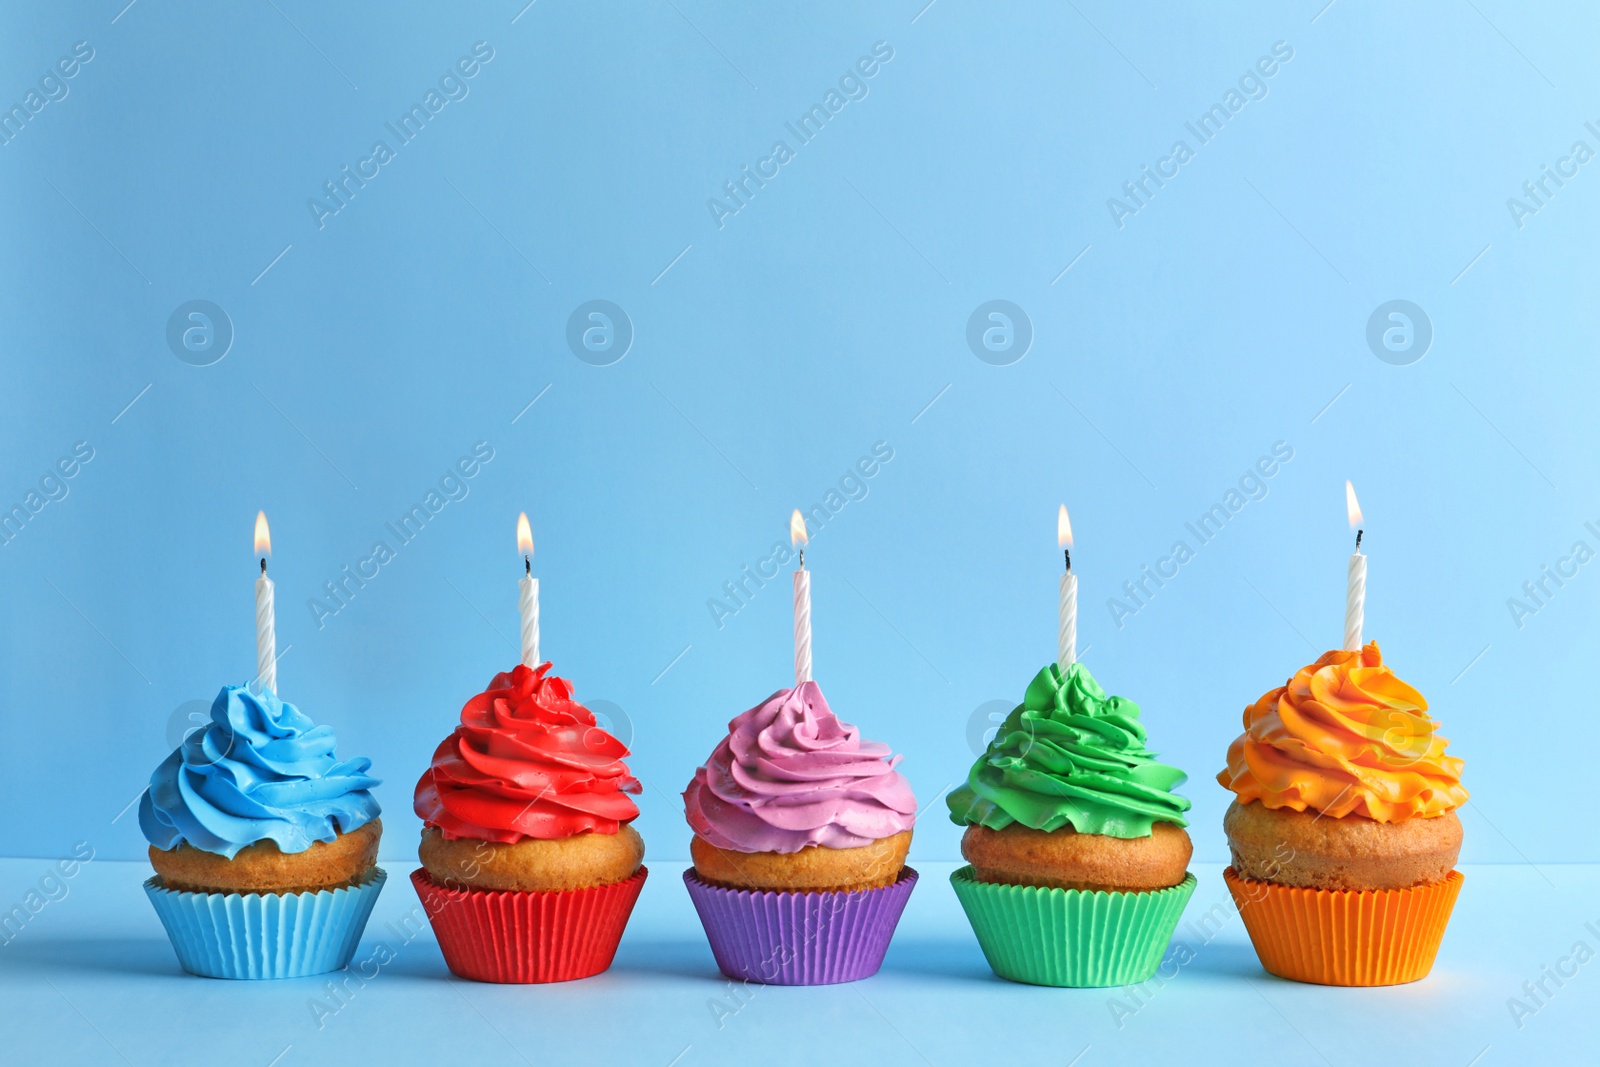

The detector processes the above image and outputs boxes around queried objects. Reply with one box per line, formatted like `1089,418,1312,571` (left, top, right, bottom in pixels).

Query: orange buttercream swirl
1218,642,1467,821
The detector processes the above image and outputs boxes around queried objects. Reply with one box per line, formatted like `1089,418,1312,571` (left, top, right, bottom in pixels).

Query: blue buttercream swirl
140,684,380,858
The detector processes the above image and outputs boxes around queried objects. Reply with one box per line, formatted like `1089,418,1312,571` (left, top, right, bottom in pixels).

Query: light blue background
3,1,1591,875
6,2,1599,1064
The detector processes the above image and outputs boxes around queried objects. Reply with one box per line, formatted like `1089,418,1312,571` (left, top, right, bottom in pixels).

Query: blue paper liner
144,868,386,980
683,867,918,985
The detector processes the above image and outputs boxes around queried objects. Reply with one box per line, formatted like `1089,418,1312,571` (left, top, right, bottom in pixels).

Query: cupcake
1218,641,1467,986
681,681,919,985
947,661,1196,987
412,662,646,983
140,684,385,980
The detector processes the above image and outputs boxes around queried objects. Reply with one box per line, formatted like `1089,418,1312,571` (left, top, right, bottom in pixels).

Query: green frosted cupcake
948,662,1195,987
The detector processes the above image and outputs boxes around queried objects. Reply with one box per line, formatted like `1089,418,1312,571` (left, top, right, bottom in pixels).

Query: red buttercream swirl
414,664,641,842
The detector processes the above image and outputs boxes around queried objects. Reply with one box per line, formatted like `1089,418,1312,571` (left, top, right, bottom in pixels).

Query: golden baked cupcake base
960,822,1191,891
1224,800,1462,891
420,825,644,892
149,819,382,895
690,830,911,892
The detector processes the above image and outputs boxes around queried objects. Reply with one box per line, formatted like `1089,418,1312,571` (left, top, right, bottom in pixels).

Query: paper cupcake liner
411,866,647,983
949,866,1196,987
682,867,918,985
143,868,386,980
1223,866,1463,986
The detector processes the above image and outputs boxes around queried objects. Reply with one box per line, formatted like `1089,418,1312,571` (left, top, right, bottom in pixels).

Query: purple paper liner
682,866,918,985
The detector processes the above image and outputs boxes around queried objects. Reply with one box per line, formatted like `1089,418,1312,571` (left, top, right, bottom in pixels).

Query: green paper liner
950,866,1196,987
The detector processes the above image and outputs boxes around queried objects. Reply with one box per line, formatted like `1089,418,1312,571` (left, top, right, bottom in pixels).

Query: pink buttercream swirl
683,682,917,854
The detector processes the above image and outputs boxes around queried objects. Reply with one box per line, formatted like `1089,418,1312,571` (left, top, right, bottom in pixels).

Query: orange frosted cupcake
1218,642,1468,985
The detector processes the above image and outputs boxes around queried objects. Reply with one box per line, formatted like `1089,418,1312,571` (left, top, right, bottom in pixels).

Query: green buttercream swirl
947,662,1191,838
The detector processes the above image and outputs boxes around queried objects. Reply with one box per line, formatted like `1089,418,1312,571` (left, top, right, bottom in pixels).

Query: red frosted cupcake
412,663,646,983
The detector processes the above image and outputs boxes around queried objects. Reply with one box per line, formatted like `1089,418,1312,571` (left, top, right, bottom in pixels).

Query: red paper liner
411,866,646,983
1223,867,1463,986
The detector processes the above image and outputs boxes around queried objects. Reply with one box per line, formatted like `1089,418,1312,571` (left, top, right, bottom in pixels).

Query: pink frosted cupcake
681,681,918,984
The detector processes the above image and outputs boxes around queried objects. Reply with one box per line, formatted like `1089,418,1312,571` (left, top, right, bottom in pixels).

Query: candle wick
798,548,805,570
1063,548,1071,573
259,558,267,575
524,555,531,577
1355,529,1363,552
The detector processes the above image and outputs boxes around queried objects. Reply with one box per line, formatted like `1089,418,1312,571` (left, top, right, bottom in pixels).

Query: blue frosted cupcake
140,684,385,979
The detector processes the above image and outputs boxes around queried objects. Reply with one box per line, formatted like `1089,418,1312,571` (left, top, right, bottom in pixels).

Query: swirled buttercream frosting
948,662,1191,838
140,684,381,859
415,663,640,842
683,681,917,854
1218,642,1467,821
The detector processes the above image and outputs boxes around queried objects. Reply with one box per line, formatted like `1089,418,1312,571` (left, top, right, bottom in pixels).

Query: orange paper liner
1223,866,1463,986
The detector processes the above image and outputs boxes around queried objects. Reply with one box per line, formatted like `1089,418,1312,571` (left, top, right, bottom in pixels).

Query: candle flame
1057,504,1073,549
790,509,808,548
516,512,534,557
1345,481,1363,530
254,511,271,557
